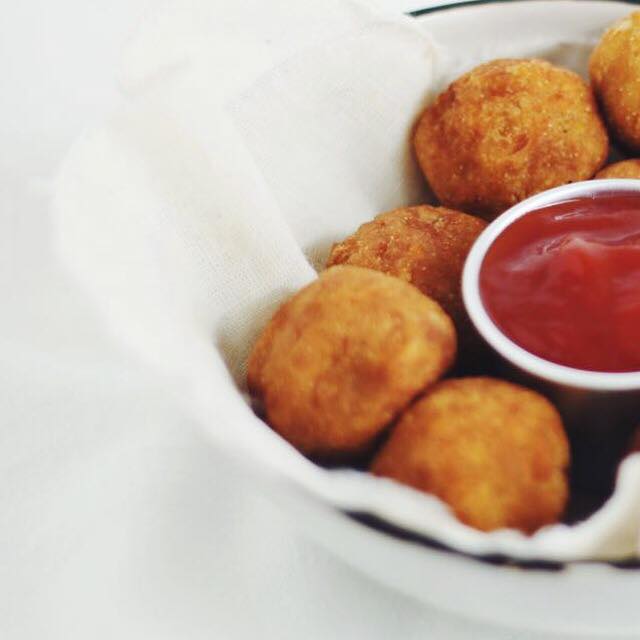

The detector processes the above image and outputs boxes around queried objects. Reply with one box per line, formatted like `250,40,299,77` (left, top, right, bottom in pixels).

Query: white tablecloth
0,1,570,638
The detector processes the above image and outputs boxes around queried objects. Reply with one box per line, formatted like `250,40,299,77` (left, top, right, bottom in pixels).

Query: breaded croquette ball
591,13,640,152
371,378,569,533
327,205,486,354
248,266,456,459
414,59,609,219
595,159,640,179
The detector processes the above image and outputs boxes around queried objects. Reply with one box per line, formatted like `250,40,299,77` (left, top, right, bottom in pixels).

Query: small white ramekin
464,179,640,392
463,179,640,447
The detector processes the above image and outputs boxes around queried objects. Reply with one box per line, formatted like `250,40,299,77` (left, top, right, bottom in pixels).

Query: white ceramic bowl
288,4,640,636
53,0,640,635
282,482,640,637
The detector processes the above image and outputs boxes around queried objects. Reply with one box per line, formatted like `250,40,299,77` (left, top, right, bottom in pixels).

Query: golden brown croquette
595,159,640,179
248,266,456,459
327,205,486,358
371,378,569,533
591,13,640,153
414,59,608,219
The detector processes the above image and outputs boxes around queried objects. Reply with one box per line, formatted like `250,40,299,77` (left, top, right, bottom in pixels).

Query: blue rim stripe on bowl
408,0,640,18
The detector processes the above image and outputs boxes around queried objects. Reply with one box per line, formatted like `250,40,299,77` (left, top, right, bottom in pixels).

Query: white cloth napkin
52,0,640,562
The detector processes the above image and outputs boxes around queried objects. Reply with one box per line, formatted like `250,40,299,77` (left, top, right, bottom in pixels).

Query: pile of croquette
246,12,640,535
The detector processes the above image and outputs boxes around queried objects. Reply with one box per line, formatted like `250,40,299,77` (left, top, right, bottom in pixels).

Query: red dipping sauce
480,193,640,373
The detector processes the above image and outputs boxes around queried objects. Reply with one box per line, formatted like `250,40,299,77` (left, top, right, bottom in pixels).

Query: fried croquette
371,378,569,533
248,265,456,459
414,59,609,219
591,13,640,153
327,205,486,356
595,159,640,179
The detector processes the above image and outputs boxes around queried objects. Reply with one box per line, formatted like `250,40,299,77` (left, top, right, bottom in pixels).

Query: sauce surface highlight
480,192,640,372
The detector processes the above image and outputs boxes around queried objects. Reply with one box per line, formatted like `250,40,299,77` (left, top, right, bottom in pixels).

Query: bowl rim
462,178,640,391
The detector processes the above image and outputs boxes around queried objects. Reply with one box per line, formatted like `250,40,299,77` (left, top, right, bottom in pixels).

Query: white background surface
0,1,580,638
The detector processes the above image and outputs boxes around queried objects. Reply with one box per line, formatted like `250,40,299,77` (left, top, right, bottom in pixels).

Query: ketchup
480,192,640,373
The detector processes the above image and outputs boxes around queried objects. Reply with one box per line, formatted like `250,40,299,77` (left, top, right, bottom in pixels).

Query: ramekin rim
462,179,640,391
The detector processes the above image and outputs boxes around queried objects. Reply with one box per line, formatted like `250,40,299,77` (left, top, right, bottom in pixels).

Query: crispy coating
591,13,640,152
327,205,486,355
248,266,456,459
595,159,640,179
414,59,609,219
371,378,569,533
